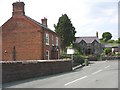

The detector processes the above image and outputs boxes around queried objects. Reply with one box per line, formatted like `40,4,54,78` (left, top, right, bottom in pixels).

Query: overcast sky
0,0,119,40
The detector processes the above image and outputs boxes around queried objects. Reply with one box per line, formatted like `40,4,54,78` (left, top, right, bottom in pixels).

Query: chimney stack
96,31,98,38
41,17,48,27
12,2,25,17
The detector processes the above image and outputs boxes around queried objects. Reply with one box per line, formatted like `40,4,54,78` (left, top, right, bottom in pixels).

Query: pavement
2,60,119,88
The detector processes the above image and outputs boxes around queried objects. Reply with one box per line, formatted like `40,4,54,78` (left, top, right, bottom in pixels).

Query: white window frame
46,50,49,60
56,37,58,46
46,33,49,45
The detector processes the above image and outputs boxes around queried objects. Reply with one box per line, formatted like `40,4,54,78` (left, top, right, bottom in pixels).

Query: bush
88,55,97,61
88,54,102,61
104,48,112,55
60,54,71,59
73,54,84,65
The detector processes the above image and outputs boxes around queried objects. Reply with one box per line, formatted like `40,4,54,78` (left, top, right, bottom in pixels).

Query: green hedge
73,55,84,65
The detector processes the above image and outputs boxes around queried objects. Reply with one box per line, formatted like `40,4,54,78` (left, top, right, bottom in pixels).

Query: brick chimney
41,17,48,27
12,2,25,17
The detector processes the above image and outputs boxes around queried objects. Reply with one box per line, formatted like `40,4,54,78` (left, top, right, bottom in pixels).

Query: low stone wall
2,59,72,83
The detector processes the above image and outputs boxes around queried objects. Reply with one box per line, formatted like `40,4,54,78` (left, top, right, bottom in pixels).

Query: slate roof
75,36,100,44
25,15,56,33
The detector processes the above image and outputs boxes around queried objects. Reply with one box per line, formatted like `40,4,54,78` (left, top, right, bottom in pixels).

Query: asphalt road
3,60,118,88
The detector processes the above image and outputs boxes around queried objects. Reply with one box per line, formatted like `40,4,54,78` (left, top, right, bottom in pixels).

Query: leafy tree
54,14,76,50
102,32,112,42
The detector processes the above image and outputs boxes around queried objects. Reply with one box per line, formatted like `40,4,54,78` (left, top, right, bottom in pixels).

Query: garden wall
2,59,72,83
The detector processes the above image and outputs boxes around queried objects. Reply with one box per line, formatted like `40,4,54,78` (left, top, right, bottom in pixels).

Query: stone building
74,36,102,55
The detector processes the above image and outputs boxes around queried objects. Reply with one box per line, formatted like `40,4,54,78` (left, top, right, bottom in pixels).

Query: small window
56,37,58,46
46,50,49,60
46,33,49,45
52,35,54,46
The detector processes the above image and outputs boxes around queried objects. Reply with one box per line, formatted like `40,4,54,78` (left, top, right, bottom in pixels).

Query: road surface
3,60,118,88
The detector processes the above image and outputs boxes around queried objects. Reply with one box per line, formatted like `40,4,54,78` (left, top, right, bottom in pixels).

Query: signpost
67,48,74,68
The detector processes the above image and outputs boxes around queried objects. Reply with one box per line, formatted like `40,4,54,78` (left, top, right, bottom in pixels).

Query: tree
102,32,112,42
54,14,76,51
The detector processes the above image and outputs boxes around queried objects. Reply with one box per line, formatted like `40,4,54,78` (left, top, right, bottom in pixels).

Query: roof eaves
25,15,55,33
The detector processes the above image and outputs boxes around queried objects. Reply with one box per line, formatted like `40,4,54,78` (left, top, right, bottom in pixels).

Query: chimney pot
41,17,48,27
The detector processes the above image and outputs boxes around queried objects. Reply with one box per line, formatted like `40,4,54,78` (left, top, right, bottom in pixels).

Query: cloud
0,0,118,40
102,9,116,16
109,15,118,24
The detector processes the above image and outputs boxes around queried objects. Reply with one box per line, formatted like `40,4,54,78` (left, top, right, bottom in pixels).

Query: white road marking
104,65,110,69
92,69,103,75
64,76,88,86
91,66,110,75
65,64,111,86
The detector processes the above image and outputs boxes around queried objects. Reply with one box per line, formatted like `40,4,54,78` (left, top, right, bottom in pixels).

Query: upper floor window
46,33,49,45
56,37,58,46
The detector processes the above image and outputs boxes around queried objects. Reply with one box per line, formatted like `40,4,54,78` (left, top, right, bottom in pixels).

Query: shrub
88,55,97,61
88,54,102,61
73,54,84,65
60,54,71,59
104,48,112,55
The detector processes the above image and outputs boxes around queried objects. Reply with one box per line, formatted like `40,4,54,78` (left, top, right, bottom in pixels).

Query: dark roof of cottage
25,16,56,33
75,36,100,43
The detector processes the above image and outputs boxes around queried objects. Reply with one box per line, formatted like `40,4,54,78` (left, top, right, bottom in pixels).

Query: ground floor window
46,50,49,60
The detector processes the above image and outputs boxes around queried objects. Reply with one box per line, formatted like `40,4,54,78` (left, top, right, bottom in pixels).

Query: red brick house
1,2,60,61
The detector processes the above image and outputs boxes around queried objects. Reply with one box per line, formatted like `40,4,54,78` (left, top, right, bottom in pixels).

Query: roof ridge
75,36,100,43
25,15,55,33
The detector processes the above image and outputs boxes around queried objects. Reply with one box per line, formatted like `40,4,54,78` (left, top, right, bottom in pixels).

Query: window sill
46,43,50,46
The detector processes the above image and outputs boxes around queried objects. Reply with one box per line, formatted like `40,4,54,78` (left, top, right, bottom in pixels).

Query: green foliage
60,54,71,59
73,54,84,65
54,14,76,50
102,32,112,42
72,49,84,66
108,40,115,43
88,54,102,61
100,38,105,43
73,44,82,54
116,38,120,43
104,48,112,55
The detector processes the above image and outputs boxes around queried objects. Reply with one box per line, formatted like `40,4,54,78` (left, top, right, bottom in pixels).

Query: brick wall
43,29,61,60
2,59,72,83
2,17,43,60
2,16,60,61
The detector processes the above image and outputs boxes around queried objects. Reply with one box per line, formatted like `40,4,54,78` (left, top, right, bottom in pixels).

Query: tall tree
54,14,76,50
102,32,112,42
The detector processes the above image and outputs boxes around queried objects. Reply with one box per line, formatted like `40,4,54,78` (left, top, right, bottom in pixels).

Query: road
3,60,118,88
